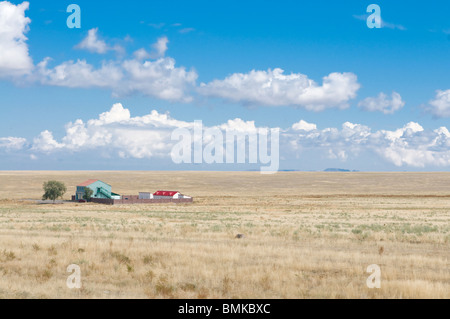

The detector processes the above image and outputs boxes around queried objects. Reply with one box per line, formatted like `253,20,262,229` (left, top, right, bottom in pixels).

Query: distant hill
324,168,359,172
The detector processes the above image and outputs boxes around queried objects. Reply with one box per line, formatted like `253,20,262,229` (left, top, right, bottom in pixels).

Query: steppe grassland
0,171,448,298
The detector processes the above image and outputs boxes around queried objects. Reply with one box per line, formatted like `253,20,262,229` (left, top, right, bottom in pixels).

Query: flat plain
0,171,448,298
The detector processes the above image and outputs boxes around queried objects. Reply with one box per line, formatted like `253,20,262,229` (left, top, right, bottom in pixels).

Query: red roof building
153,191,179,197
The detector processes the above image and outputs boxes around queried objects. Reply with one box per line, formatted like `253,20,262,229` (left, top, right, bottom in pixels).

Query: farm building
139,192,154,199
72,181,193,205
153,191,191,199
75,179,121,201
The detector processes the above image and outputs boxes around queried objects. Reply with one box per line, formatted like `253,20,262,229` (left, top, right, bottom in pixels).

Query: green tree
83,187,94,201
42,181,67,203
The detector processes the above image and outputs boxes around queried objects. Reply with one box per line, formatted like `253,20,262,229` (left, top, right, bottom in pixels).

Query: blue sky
0,0,449,171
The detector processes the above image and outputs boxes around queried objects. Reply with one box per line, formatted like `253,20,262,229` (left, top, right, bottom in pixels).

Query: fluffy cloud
0,8,194,103
32,35,198,102
1,1,447,118
292,120,317,132
0,4,359,108
33,34,197,102
36,55,198,102
2,104,450,169
218,118,259,133
358,92,405,114
36,58,122,88
118,57,197,102
150,36,169,59
426,89,450,118
31,103,192,159
31,130,63,152
372,123,450,167
0,136,27,150
133,48,151,60
28,103,271,160
76,28,106,54
75,28,124,55
287,120,450,167
199,69,360,111
76,28,108,54
0,1,33,77
285,121,371,162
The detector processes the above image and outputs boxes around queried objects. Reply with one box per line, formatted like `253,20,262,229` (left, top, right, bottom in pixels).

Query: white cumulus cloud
358,92,405,114
0,136,27,150
199,69,360,111
75,28,124,55
29,104,273,160
292,120,317,132
150,36,169,59
133,48,151,60
35,55,197,102
426,89,450,118
2,104,450,169
372,122,450,167
31,130,64,152
0,1,33,77
118,57,198,102
76,28,107,54
36,58,123,88
31,103,192,159
285,120,450,167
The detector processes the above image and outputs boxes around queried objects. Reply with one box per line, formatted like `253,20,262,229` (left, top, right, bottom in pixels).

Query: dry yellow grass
0,171,448,299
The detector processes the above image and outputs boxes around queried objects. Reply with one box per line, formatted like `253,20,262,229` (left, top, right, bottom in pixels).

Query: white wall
139,192,153,199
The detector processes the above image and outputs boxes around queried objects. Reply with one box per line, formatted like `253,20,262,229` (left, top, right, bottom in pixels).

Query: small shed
139,192,154,199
